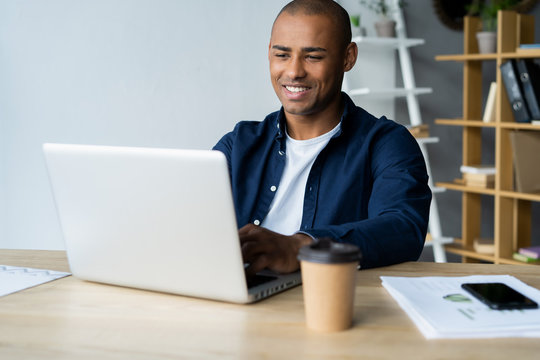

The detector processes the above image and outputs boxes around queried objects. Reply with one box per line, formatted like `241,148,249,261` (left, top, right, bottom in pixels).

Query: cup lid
297,238,362,264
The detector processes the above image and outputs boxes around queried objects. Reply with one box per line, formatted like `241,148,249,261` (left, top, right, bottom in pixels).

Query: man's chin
281,103,316,117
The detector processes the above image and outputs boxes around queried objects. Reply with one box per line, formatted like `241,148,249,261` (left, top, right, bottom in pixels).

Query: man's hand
239,224,313,275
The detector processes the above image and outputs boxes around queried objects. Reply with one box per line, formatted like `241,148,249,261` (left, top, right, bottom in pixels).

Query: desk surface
1,249,540,359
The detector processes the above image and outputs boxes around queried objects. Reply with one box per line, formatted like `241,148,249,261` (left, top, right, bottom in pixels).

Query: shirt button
278,150,284,156
270,185,277,192
253,220,260,226
309,186,313,192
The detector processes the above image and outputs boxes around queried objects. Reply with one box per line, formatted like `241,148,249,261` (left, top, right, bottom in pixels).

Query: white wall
0,0,289,249
0,0,397,250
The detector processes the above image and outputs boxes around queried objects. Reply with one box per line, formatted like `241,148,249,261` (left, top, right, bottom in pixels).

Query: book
473,238,494,254
482,82,497,123
516,59,540,120
518,246,540,259
500,60,531,123
512,252,540,264
460,165,496,175
509,131,540,193
519,44,540,49
464,173,494,188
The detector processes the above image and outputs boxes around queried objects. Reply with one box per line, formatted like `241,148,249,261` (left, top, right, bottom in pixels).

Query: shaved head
273,0,352,50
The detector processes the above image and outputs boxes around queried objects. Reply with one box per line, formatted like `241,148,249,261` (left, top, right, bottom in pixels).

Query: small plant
359,0,405,18
467,0,520,32
350,14,360,28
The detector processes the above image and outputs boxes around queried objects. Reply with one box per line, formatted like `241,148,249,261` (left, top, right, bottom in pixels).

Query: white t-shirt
261,123,341,235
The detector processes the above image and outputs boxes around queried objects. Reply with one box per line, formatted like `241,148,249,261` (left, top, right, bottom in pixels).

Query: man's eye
275,53,288,58
307,55,323,60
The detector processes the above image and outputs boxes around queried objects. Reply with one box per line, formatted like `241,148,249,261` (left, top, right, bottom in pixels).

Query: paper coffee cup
298,239,361,332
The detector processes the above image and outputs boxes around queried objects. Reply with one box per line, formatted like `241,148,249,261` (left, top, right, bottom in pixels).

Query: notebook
43,143,301,303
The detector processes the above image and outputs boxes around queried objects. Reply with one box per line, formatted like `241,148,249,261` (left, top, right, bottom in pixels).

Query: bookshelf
435,11,540,266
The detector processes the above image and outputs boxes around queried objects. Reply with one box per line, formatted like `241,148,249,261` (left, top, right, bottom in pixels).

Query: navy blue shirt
213,93,431,269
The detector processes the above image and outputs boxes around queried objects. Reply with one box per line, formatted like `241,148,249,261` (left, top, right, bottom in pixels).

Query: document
0,265,70,297
381,275,540,339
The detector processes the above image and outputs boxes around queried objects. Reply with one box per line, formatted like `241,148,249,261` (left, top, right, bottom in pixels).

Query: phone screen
461,282,538,310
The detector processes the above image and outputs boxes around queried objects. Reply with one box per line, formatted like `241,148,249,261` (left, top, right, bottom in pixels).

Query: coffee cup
297,238,361,332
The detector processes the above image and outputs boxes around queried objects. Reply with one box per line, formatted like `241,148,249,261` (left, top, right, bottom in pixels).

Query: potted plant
359,0,405,37
467,0,520,53
350,14,362,38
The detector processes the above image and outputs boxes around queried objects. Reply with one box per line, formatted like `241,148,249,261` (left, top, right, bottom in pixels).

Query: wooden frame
435,11,540,265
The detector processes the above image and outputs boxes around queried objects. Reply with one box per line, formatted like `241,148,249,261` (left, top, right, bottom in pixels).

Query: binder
509,131,540,193
516,59,540,120
500,60,531,123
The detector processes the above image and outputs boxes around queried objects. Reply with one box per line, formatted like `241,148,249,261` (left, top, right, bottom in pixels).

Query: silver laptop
43,143,301,303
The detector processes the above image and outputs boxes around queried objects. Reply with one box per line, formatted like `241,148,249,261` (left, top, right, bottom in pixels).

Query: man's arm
304,127,431,269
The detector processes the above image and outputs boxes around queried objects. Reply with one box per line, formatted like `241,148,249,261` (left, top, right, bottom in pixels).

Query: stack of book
513,246,540,264
500,57,540,123
473,238,494,255
460,165,496,188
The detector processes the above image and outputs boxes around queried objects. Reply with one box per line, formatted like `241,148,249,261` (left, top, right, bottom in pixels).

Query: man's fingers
241,240,272,261
245,254,271,276
239,223,261,242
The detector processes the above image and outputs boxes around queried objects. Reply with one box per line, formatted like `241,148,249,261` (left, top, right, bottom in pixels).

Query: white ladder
343,0,452,262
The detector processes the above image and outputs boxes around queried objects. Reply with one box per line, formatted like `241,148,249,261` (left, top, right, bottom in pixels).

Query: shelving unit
343,0,451,262
435,11,540,265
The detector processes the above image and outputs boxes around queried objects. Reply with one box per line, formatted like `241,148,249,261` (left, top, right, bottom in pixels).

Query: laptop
43,143,301,303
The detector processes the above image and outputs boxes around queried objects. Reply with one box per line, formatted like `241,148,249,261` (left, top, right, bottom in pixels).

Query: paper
381,275,540,339
0,265,70,297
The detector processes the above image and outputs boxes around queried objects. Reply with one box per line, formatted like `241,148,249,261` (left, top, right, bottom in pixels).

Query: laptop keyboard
246,274,278,289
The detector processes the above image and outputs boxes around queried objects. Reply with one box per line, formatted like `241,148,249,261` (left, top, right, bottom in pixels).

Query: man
213,0,431,274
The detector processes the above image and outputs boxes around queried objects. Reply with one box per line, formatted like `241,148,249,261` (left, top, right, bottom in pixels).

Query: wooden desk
1,250,540,359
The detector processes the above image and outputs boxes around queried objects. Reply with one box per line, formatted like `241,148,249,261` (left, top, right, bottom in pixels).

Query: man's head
269,0,357,121
273,0,352,51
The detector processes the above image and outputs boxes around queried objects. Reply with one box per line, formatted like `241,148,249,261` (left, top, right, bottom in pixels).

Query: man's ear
343,42,358,72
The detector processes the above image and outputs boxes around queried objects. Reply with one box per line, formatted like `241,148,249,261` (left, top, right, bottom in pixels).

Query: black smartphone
461,282,538,310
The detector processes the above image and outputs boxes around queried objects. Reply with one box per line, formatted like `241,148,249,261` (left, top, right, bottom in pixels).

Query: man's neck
285,98,344,140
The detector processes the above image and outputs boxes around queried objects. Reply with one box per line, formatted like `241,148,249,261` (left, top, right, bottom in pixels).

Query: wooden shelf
444,242,540,265
435,50,540,62
444,242,496,262
503,49,540,58
435,118,496,127
437,183,540,202
435,53,498,61
499,122,540,130
436,118,540,129
436,182,496,195
499,190,540,202
435,11,539,265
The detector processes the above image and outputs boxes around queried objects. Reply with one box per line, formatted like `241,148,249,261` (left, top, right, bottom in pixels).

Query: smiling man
213,0,431,274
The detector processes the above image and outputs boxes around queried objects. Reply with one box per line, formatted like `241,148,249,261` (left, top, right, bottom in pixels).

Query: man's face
269,12,351,118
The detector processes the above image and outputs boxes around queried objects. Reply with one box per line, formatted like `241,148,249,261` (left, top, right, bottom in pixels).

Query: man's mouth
284,85,310,93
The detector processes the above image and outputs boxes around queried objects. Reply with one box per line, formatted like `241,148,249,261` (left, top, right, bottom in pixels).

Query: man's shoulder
213,110,281,152
232,110,281,134
346,104,408,138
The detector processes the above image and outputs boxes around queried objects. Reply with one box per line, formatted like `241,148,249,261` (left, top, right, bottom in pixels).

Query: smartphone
461,282,538,310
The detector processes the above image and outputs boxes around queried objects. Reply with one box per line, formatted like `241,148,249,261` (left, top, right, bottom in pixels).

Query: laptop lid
43,143,300,303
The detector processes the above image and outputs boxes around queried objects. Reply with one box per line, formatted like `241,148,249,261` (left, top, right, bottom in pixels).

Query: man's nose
286,57,307,79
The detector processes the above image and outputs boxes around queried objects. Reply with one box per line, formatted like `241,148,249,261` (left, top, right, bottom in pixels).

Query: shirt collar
275,92,355,140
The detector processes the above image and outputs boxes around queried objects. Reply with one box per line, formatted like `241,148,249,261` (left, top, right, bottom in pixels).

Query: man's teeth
285,86,308,93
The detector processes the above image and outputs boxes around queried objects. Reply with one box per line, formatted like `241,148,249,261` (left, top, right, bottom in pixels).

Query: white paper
0,265,70,297
381,275,540,339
